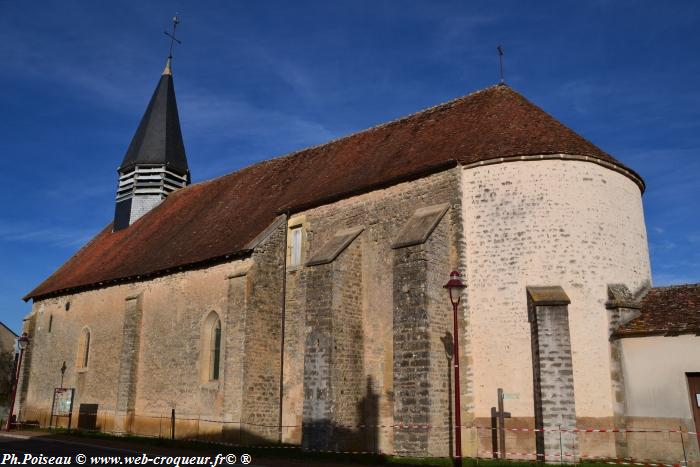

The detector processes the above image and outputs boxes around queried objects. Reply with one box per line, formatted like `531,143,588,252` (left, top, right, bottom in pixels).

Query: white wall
461,159,651,421
622,334,700,418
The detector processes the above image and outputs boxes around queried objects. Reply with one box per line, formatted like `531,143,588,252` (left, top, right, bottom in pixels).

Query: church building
16,55,700,462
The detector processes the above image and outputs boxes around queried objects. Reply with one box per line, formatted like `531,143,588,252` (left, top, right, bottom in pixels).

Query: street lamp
60,361,67,389
443,271,466,467
5,332,30,431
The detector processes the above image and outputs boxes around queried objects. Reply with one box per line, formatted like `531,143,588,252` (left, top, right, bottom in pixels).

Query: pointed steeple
113,59,190,231
118,59,188,175
162,57,172,76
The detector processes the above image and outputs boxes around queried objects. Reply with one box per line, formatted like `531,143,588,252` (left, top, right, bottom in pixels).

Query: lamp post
5,332,29,431
444,271,466,467
60,361,67,389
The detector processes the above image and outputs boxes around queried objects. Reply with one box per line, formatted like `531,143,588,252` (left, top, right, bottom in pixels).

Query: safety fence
12,409,700,466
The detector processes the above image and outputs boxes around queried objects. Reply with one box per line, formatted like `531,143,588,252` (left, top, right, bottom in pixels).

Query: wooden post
490,407,498,458
498,389,506,459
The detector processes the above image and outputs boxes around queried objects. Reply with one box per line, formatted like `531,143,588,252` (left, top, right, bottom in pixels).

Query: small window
210,319,221,381
77,328,90,369
201,312,222,383
48,315,53,333
290,227,303,267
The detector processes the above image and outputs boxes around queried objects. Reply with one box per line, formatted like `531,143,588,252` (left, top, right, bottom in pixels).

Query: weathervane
497,45,505,84
164,15,181,60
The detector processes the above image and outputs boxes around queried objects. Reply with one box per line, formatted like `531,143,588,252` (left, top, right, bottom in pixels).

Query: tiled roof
615,284,700,337
119,64,189,176
25,85,641,301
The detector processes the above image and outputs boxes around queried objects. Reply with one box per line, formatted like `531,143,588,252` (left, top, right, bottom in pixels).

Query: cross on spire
497,45,505,84
164,15,181,60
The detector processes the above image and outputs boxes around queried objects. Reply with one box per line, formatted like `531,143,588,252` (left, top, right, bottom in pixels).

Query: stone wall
281,221,307,444
392,216,453,456
114,293,143,434
17,222,284,442
241,223,286,442
206,157,656,459
0,325,17,354
302,240,364,451
284,168,464,455
527,288,577,460
20,168,463,454
606,284,642,459
462,159,651,458
18,157,658,459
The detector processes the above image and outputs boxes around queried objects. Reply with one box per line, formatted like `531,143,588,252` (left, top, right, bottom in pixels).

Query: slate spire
113,58,190,231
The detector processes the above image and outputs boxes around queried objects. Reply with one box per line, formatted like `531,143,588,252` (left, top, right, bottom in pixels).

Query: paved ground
1,432,142,456
0,431,268,466
0,431,393,467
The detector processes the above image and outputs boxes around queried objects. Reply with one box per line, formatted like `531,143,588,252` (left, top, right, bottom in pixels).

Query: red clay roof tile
615,284,700,337
25,85,641,300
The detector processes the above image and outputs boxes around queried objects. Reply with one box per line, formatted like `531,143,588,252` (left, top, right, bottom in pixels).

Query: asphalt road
0,434,261,465
0,433,397,467
0,433,140,461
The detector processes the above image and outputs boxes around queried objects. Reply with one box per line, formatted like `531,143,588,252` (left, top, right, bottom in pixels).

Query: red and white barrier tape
188,438,690,467
295,423,698,435
471,426,698,435
480,450,687,466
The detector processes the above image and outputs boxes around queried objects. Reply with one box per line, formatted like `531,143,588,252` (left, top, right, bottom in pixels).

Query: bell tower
113,17,189,231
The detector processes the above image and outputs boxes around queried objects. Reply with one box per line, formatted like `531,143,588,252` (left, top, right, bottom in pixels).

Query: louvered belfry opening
113,59,189,231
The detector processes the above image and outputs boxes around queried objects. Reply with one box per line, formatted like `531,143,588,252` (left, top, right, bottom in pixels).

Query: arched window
210,319,221,381
201,312,222,383
77,327,90,369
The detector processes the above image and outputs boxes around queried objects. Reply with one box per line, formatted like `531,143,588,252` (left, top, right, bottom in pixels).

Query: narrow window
83,330,90,367
290,227,302,267
48,315,53,333
78,328,90,368
210,319,221,381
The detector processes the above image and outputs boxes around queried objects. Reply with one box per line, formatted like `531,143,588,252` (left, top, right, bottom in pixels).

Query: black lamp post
5,332,29,431
60,361,67,388
443,271,466,467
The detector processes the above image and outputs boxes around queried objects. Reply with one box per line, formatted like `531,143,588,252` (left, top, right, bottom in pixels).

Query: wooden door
77,403,98,430
688,373,700,442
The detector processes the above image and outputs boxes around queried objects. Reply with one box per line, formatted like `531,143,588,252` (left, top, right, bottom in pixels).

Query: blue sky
1,1,699,333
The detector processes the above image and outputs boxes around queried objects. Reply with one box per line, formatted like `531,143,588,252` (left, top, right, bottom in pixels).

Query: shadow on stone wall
302,375,380,453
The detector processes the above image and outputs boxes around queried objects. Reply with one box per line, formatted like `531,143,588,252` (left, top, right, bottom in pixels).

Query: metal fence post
679,425,688,467
559,424,563,463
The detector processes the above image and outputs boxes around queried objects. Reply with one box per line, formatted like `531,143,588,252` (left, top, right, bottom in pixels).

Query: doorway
688,373,700,444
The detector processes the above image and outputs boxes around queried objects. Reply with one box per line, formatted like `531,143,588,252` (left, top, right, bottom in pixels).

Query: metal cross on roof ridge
497,44,505,84
164,15,181,60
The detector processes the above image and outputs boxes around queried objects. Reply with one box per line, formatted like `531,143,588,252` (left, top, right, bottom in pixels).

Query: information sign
52,388,74,417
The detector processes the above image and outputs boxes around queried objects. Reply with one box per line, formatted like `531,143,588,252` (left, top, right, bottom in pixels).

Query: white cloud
0,220,98,248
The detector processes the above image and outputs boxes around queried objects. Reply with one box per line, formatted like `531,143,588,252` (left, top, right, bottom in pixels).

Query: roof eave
612,329,700,340
460,153,645,193
24,248,254,302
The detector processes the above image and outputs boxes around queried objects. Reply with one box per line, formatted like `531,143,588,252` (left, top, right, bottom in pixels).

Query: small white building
613,283,700,461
